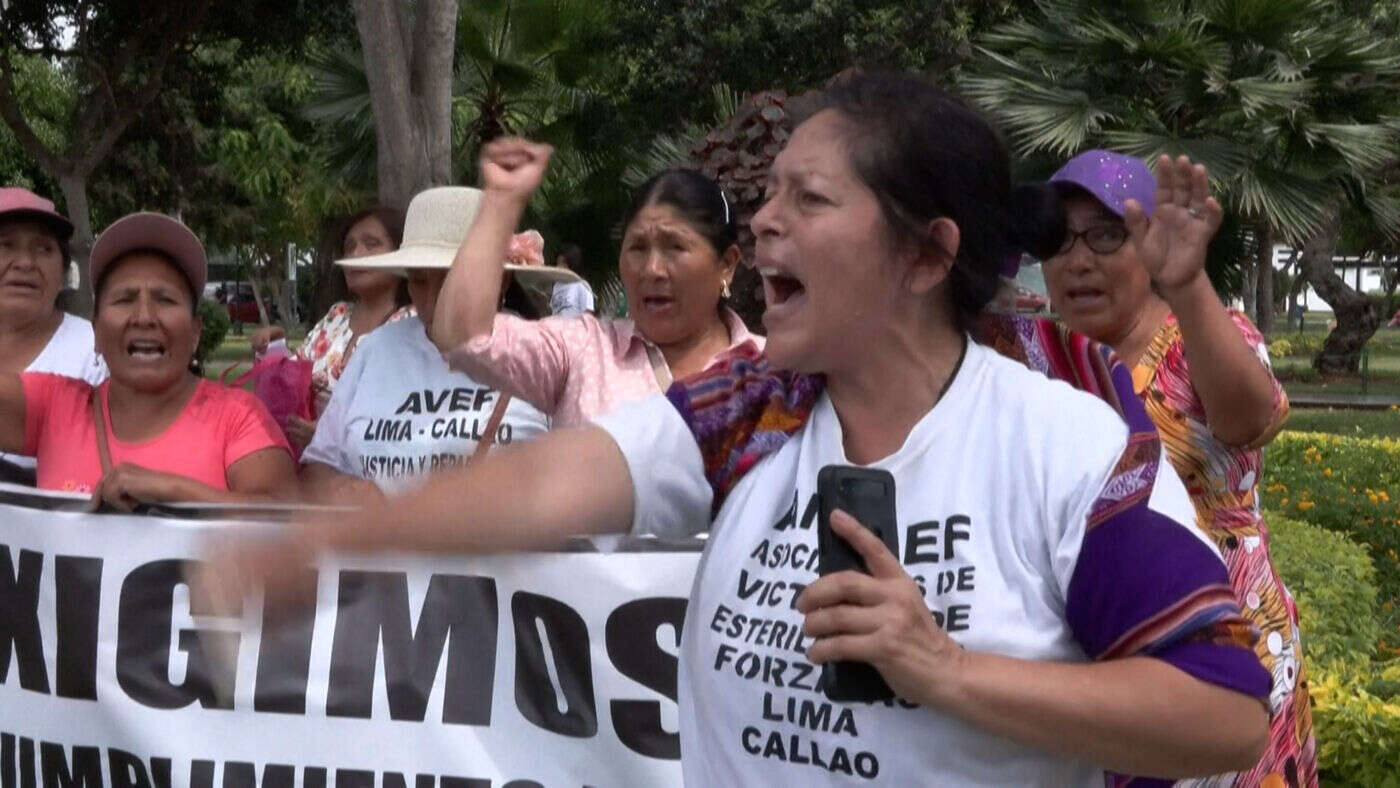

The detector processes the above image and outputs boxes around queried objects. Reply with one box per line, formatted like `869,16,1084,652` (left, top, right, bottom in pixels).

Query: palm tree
304,0,610,188
959,0,1400,369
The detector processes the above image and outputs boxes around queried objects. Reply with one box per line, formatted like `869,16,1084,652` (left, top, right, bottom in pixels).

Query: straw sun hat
339,187,581,302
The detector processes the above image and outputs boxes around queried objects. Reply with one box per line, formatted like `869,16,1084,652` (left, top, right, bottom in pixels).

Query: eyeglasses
1056,224,1129,256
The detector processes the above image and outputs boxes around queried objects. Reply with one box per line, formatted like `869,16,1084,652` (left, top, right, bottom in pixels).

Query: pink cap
90,212,207,297
0,187,74,240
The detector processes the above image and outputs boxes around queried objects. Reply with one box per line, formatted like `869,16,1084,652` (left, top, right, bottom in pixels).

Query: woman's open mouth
759,266,807,316
639,295,677,314
125,339,168,362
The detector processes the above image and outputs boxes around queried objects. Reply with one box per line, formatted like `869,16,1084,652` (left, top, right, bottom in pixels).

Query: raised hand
1124,154,1223,298
797,509,963,706
479,138,554,205
249,325,285,355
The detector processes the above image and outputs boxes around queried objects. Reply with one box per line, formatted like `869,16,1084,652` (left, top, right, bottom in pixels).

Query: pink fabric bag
220,350,315,459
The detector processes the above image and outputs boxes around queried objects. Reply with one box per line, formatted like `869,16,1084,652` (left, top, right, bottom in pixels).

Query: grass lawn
1285,407,1400,439
1263,315,1400,436
1269,315,1400,400
202,328,306,380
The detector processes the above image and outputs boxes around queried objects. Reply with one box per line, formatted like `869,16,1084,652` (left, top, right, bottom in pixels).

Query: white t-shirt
549,280,595,317
1,313,108,475
597,341,1206,787
303,316,550,495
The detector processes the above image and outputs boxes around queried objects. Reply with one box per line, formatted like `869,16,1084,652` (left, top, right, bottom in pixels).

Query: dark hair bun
1006,183,1066,262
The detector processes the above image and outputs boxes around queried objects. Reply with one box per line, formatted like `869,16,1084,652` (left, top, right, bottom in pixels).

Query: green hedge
1310,663,1400,788
1269,512,1381,665
1262,431,1400,651
196,298,231,372
1266,334,1325,360
1268,512,1400,786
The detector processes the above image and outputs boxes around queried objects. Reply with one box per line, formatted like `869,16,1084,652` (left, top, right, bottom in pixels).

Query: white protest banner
0,495,699,787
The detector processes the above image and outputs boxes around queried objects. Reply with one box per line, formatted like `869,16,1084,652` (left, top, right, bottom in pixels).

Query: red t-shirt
21,372,291,494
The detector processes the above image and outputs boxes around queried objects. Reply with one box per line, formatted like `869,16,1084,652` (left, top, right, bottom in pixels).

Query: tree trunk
1241,256,1258,320
56,171,96,317
1298,209,1382,373
311,216,345,325
278,280,297,329
352,0,456,210
248,273,272,327
1255,226,1274,334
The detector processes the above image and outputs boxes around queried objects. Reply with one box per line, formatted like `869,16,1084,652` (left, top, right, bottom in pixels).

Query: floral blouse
1133,310,1316,788
299,301,415,394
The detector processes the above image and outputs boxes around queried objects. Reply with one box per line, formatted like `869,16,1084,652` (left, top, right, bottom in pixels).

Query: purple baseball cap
1049,150,1156,219
0,186,74,240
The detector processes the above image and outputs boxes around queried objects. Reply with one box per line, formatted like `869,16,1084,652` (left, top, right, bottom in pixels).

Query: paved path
1289,392,1400,410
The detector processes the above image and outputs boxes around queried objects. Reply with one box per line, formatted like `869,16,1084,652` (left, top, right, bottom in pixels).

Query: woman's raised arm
1125,155,1283,446
432,139,553,349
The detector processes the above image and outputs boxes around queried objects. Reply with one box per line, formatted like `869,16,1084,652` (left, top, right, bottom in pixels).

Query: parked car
205,281,275,325
1015,285,1049,313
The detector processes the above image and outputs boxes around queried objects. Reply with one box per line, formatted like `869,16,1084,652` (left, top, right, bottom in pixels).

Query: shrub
1268,512,1381,666
1263,431,1400,652
1268,512,1400,785
1268,333,1326,359
196,298,231,372
1310,662,1400,787
1266,338,1293,358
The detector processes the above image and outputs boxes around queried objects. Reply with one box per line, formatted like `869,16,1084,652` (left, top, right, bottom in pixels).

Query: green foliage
1267,333,1326,358
303,45,377,191
305,0,613,189
0,0,347,217
595,273,628,318
1262,431,1400,650
1309,660,1400,787
176,46,359,322
600,0,1019,142
1269,508,1400,785
1269,512,1381,665
0,55,71,194
961,0,1400,269
195,298,232,372
566,0,1026,284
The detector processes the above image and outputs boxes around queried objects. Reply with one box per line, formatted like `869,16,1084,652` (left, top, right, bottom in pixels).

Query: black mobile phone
815,464,899,703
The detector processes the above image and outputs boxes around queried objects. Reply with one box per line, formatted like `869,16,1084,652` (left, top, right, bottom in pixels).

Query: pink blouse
445,308,763,429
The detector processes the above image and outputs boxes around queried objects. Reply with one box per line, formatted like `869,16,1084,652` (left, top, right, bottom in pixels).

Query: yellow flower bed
1270,513,1398,784
1264,431,1400,650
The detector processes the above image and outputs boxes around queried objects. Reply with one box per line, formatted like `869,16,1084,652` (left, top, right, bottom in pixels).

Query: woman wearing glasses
1041,151,1313,786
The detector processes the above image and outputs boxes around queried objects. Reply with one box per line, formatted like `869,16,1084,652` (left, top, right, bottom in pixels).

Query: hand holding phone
815,465,900,703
